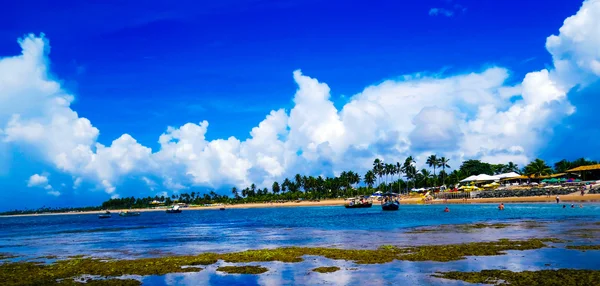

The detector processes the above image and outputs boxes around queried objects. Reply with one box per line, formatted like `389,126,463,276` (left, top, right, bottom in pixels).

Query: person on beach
556,196,560,203
444,207,450,212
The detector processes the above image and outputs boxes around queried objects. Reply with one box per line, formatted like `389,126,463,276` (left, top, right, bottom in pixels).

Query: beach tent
541,178,551,183
496,172,521,179
474,174,500,181
460,175,478,182
548,178,559,183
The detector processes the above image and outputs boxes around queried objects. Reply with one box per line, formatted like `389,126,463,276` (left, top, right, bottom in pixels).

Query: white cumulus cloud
1,0,600,200
26,173,58,196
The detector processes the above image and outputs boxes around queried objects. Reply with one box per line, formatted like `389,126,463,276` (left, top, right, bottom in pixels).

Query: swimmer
444,207,450,212
498,203,505,210
563,204,566,208
571,204,575,208
579,204,583,208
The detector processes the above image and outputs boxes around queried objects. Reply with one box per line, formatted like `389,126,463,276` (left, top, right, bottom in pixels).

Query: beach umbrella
541,179,550,183
548,178,559,183
575,179,582,182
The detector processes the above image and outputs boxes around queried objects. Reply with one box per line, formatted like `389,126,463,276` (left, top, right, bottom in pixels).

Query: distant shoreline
2,194,600,218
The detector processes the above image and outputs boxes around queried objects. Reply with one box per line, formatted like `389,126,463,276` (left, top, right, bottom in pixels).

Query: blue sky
0,0,598,210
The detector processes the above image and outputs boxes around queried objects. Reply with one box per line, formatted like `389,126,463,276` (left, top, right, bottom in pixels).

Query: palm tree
553,160,571,173
439,156,450,185
272,181,280,194
426,155,439,186
524,158,552,178
231,187,238,199
295,174,303,192
364,170,376,193
419,169,432,188
385,163,395,191
282,178,291,193
373,158,383,188
506,161,519,173
396,162,403,194
403,156,416,191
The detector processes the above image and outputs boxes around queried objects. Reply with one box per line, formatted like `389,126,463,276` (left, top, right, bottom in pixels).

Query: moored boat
344,196,373,208
98,211,111,219
119,211,141,217
166,205,182,213
382,201,400,211
381,193,400,211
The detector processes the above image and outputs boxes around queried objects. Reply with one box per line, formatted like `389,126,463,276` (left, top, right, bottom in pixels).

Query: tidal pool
1,203,599,285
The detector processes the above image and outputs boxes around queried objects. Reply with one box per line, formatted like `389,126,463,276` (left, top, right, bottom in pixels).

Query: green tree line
1,157,596,215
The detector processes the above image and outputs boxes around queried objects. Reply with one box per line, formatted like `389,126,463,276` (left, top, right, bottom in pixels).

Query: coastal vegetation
1,157,597,215
312,266,341,273
0,238,561,285
433,269,600,286
216,266,268,274
566,245,600,251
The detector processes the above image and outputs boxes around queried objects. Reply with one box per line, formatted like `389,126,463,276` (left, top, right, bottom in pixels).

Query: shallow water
1,203,600,285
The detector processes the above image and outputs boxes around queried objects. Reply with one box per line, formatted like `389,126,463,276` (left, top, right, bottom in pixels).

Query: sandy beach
3,194,600,218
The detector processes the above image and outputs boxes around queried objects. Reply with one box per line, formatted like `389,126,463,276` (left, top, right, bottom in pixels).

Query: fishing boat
344,196,373,208
166,205,182,214
119,210,141,217
98,211,111,219
381,193,400,211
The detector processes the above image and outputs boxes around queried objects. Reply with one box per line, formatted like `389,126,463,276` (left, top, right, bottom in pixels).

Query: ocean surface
1,203,600,285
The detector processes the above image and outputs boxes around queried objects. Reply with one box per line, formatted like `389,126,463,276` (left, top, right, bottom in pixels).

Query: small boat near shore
382,201,399,211
166,205,182,213
119,211,140,217
344,196,373,208
381,193,400,211
98,211,111,219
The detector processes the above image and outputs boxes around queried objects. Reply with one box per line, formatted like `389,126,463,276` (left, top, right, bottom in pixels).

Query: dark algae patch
58,278,142,285
0,254,217,285
0,238,561,285
462,223,512,230
406,223,513,234
0,253,17,260
216,265,268,274
566,245,600,251
434,269,600,286
312,266,340,273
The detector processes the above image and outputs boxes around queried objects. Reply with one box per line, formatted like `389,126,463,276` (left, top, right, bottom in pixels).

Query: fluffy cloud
1,0,599,200
26,173,59,196
27,173,49,188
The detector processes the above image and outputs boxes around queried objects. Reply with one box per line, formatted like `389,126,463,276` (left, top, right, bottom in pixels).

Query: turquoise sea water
1,203,600,285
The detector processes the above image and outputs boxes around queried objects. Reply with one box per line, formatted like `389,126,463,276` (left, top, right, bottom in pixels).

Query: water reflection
1,204,599,285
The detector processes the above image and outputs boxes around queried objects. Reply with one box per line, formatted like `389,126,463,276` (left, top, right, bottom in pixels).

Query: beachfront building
566,164,600,182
